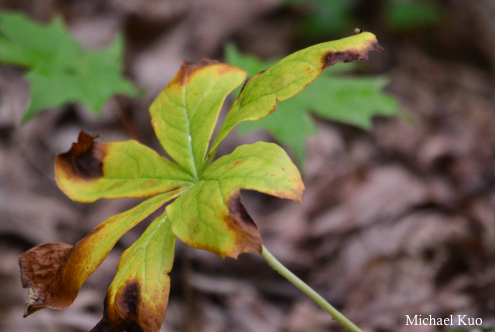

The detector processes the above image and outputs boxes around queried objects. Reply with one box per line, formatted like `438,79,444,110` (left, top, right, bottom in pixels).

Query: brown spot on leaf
181,191,263,259
229,193,256,228
322,41,384,70
223,192,262,257
91,294,143,332
57,131,105,180
323,50,360,68
18,243,74,316
119,282,140,316
229,160,243,168
91,278,168,332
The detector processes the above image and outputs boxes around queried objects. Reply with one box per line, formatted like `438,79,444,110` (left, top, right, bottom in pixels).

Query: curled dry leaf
19,32,383,331
19,243,73,316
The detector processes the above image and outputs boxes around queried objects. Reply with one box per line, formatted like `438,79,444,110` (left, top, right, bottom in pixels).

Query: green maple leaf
19,32,383,332
0,11,139,122
225,43,406,168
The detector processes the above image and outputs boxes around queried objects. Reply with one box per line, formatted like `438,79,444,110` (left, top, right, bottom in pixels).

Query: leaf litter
1,1,495,332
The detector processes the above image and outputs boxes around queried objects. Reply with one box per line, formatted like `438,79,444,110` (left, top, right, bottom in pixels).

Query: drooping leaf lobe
92,213,175,332
19,191,178,317
19,243,73,317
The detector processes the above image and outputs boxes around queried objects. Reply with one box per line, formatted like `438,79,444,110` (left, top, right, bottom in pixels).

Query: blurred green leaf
0,11,139,123
385,1,442,31
225,43,407,169
284,0,357,37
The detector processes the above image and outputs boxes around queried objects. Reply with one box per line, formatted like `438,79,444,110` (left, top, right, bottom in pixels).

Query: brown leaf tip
91,302,142,332
22,284,44,317
19,243,74,316
120,282,140,316
58,131,105,180
175,58,222,86
91,282,144,332
225,192,262,256
322,39,384,70
228,193,256,228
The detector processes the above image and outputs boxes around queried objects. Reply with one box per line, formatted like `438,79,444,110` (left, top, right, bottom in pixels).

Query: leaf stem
261,245,363,332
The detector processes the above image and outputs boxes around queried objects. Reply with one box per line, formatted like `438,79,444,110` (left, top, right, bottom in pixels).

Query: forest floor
1,1,495,331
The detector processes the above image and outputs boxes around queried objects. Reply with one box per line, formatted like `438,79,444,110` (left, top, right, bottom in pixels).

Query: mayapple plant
19,31,383,332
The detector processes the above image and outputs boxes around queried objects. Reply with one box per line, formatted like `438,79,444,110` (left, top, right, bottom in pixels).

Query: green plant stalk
261,245,363,332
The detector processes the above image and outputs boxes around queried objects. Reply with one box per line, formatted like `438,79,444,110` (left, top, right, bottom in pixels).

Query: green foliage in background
285,0,358,37
225,43,405,168
0,11,139,122
284,0,442,37
385,1,442,31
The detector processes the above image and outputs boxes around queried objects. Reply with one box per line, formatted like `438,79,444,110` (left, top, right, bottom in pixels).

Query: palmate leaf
225,43,405,167
0,11,139,122
19,32,383,332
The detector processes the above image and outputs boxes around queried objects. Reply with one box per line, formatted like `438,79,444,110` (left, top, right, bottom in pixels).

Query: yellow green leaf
55,131,194,202
18,191,178,316
206,32,383,166
167,142,303,258
202,141,303,202
149,60,246,177
91,213,175,332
